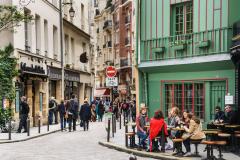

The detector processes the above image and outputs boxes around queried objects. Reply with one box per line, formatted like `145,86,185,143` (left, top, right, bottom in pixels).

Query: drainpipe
143,72,148,106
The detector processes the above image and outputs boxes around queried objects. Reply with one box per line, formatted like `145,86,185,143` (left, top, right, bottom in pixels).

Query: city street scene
1,0,240,160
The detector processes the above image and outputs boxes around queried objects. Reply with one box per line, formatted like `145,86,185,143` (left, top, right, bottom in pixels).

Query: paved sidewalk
99,119,240,160
0,124,60,144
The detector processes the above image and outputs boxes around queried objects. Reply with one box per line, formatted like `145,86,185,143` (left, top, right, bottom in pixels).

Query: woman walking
59,100,66,131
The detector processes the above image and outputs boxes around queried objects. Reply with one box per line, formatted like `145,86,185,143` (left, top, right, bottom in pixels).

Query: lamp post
59,0,75,99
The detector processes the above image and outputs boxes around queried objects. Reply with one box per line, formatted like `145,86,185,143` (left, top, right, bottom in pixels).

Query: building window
172,2,193,35
164,82,204,119
44,20,48,55
53,25,58,58
24,9,31,52
35,14,41,54
64,34,69,64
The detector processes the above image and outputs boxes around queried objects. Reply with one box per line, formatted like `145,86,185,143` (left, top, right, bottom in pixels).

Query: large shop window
165,83,204,119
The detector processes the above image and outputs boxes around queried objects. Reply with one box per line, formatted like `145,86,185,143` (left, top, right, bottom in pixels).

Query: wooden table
224,125,240,152
203,130,220,140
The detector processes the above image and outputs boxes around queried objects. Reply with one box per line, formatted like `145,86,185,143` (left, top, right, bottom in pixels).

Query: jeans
49,110,54,125
60,114,66,130
183,138,191,152
18,114,28,132
54,110,58,124
83,120,89,131
98,114,103,122
68,114,73,131
137,131,148,146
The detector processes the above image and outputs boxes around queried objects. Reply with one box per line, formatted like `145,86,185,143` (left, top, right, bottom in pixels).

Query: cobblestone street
0,122,153,160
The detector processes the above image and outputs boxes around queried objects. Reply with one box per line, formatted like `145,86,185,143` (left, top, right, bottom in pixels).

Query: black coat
20,101,29,115
226,111,238,124
80,103,91,121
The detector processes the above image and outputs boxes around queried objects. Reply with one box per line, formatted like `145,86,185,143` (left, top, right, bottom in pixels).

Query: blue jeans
137,131,148,146
60,114,66,130
49,110,54,125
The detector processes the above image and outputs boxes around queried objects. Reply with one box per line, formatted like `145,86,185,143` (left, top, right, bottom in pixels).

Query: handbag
182,132,191,140
80,120,84,127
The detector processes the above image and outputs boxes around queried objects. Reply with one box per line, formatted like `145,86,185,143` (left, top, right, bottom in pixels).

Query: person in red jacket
149,109,168,152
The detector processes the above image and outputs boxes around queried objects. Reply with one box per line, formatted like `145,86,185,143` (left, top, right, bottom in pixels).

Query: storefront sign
15,91,20,112
65,70,80,82
48,67,62,80
40,93,43,111
106,77,118,87
225,94,234,105
20,62,45,75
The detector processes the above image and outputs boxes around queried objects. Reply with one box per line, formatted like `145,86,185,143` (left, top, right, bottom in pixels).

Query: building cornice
43,0,59,12
63,19,90,40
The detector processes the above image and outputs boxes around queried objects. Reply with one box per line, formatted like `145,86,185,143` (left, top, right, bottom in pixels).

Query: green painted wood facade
137,0,240,123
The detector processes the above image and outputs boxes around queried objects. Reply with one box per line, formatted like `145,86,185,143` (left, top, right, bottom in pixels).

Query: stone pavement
0,121,153,160
0,124,60,143
102,119,240,160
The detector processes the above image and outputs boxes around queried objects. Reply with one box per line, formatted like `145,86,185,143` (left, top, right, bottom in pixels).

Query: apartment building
137,0,240,123
93,0,135,100
0,0,94,125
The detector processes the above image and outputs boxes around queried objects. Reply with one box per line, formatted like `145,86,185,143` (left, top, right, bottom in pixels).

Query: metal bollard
47,116,49,132
119,113,121,129
112,114,114,138
27,118,30,136
38,117,41,133
107,118,110,142
114,115,117,133
125,124,128,147
8,119,11,140
123,112,126,126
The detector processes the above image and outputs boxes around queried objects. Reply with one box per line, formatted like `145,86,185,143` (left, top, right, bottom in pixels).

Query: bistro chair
201,140,216,160
218,133,231,150
125,132,135,148
172,138,184,156
190,138,203,157
215,141,227,160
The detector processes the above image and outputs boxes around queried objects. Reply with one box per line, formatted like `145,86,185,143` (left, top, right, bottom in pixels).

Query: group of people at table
135,104,240,157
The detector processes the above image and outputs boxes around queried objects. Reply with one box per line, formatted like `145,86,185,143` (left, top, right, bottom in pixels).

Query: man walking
17,96,29,133
80,98,91,131
48,97,57,125
70,95,79,131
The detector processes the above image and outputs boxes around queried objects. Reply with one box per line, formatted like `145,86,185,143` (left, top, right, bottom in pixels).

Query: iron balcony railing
140,27,232,62
125,15,130,24
107,41,112,48
103,20,112,30
125,37,130,45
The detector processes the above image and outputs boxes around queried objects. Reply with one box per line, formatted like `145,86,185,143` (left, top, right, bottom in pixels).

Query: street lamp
59,0,75,99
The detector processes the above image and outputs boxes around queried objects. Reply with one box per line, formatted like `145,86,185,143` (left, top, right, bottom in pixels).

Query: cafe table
224,125,240,152
203,129,220,140
127,122,137,147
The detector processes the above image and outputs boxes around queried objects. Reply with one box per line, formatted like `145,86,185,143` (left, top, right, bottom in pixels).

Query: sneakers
165,143,173,150
184,152,192,157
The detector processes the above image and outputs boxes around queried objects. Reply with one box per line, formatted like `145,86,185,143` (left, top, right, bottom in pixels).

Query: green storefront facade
136,0,240,123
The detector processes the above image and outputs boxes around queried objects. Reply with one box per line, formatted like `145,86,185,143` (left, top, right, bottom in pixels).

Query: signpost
106,66,117,78
106,77,118,87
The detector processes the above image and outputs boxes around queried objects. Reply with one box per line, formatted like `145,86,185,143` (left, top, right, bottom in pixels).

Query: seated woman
136,106,148,149
149,109,168,152
168,107,181,138
182,114,205,156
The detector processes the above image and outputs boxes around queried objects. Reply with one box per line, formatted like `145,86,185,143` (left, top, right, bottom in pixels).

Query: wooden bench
172,138,184,156
125,132,135,148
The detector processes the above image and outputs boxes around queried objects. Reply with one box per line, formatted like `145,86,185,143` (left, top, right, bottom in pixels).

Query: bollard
114,115,117,133
161,128,165,152
8,119,11,140
112,114,114,138
125,124,128,147
119,113,121,129
27,118,30,136
47,116,49,132
107,118,110,142
123,112,126,126
38,117,41,134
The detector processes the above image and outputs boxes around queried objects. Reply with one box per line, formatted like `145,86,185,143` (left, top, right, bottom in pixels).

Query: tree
0,5,32,32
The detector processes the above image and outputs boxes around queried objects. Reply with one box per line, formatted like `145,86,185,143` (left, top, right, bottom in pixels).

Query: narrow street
0,122,153,160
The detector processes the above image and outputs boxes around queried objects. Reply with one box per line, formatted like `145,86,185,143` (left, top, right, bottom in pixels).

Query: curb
0,129,61,144
98,141,191,160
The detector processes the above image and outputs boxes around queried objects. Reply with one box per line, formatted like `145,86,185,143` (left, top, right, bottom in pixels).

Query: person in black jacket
69,95,79,131
80,98,91,131
214,106,226,123
225,105,238,124
58,100,66,131
17,96,29,133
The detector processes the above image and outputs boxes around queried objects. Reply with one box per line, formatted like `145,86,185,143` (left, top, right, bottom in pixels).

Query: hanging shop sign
65,70,80,82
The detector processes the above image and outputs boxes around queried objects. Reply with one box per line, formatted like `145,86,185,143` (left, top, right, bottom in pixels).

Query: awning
94,88,110,97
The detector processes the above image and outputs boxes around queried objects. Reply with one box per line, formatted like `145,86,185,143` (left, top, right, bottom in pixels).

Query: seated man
214,106,225,123
136,105,148,149
225,105,238,124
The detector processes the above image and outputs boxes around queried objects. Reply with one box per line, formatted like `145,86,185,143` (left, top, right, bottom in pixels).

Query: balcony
125,15,130,25
125,37,130,46
140,27,232,62
103,44,106,48
114,21,119,30
120,58,131,68
103,20,112,31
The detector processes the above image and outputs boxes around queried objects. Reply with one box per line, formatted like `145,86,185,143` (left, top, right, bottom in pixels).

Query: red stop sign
106,66,117,77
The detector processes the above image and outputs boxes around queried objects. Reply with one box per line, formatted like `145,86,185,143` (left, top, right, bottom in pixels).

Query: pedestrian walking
98,100,105,122
79,98,91,131
17,96,29,133
69,95,79,131
48,97,58,125
58,100,66,131
131,100,137,122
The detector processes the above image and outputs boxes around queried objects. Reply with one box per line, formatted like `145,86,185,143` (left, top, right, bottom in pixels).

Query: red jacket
149,118,168,151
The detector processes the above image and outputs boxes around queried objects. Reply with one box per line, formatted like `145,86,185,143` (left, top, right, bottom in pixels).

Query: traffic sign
106,77,118,87
106,66,117,78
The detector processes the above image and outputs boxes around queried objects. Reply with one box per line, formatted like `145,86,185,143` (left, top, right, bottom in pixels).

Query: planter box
174,44,186,51
198,40,210,48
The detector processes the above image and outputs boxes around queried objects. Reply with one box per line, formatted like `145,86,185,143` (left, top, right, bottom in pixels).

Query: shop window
164,82,204,119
